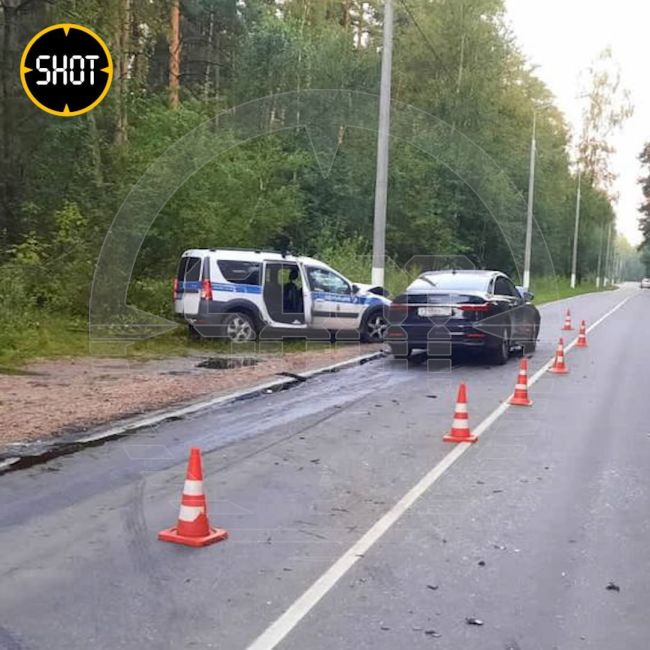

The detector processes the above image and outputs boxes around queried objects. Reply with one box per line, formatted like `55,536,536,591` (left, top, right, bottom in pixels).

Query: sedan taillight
458,303,490,312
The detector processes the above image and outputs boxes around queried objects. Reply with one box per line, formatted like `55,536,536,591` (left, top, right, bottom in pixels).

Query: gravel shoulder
0,343,381,446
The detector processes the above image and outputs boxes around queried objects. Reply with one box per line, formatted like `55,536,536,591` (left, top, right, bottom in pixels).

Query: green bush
127,277,173,318
316,230,415,297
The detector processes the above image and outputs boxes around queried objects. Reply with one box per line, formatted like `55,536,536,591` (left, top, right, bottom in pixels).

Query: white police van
173,248,391,343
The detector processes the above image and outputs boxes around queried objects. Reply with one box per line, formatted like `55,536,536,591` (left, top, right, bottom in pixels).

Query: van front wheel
223,312,257,343
361,309,388,343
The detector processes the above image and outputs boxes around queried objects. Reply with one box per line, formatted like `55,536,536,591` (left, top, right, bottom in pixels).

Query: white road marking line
528,293,632,385
245,293,632,650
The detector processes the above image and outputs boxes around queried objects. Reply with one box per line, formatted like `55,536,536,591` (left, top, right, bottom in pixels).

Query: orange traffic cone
443,383,478,443
549,337,569,374
562,309,573,331
576,320,588,348
159,447,229,547
509,358,533,406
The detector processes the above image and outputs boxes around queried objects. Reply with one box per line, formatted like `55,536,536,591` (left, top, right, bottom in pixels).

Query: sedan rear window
408,273,490,292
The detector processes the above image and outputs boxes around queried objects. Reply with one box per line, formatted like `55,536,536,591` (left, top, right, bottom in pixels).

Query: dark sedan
386,270,540,364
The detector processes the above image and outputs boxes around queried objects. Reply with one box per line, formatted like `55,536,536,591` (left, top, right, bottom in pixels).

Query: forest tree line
0,0,639,332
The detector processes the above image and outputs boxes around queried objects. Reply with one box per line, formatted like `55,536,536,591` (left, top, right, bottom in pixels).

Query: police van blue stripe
176,280,263,295
211,282,262,295
177,280,201,293
310,291,384,307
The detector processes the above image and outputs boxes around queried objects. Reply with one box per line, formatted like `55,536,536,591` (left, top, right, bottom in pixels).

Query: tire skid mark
121,479,186,646
0,627,25,650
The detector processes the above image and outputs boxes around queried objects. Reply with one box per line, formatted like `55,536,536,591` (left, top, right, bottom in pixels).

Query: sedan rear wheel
489,327,510,365
522,323,539,355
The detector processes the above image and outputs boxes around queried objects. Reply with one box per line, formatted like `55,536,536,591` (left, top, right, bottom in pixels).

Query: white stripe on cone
451,418,469,429
183,479,204,496
178,505,205,521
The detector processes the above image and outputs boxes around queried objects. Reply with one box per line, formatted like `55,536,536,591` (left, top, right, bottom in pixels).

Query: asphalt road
1,285,649,650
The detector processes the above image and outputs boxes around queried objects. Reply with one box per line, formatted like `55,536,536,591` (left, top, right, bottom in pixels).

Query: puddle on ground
196,356,261,370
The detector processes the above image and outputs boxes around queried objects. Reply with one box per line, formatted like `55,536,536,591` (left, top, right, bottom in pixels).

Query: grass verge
0,318,335,370
531,278,616,305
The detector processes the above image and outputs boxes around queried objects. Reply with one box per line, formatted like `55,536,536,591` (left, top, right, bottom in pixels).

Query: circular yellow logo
20,24,113,117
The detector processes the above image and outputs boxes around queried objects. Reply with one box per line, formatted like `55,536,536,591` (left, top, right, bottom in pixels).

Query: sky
505,0,648,246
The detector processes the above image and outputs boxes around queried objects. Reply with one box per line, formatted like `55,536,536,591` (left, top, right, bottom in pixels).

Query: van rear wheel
223,312,257,343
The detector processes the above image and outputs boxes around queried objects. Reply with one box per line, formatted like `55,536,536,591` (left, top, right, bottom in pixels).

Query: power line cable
398,0,451,76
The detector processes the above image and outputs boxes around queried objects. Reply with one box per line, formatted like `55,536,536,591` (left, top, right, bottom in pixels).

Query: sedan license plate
418,306,452,317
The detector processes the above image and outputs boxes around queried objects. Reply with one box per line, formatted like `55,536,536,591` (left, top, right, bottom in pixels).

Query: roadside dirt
0,344,381,447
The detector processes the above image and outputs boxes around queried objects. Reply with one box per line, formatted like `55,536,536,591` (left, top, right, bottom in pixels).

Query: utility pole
603,223,613,286
371,0,394,287
596,224,604,288
570,170,581,288
523,111,537,289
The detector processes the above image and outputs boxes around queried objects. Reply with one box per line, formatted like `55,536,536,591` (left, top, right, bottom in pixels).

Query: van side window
306,267,351,295
218,260,261,285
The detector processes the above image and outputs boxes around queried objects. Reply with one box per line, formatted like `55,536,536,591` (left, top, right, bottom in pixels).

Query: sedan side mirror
351,284,360,294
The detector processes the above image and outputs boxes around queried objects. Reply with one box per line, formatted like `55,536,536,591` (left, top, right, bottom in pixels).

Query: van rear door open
174,255,202,317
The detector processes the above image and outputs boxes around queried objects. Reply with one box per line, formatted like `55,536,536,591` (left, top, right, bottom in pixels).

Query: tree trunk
114,0,131,145
169,0,181,109
356,1,365,48
0,4,19,246
295,0,308,128
203,9,215,102
87,112,104,188
341,0,351,28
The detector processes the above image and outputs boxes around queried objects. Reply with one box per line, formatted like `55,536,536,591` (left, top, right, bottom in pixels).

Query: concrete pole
570,170,581,289
371,0,394,287
596,225,604,288
603,223,613,286
523,111,537,289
